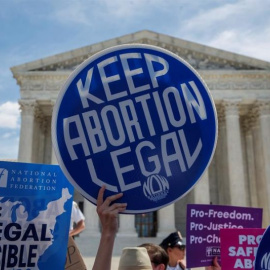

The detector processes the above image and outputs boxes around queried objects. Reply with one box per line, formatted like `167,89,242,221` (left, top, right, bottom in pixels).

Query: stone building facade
11,30,270,237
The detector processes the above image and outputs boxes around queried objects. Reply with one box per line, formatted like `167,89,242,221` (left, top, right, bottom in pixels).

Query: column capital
35,107,43,120
222,99,241,116
255,99,270,116
250,107,260,128
243,112,258,133
19,100,37,116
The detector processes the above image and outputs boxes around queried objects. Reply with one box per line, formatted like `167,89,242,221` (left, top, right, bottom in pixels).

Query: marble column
18,100,37,162
50,101,58,164
37,114,47,164
216,107,230,205
243,116,258,207
193,169,210,204
223,100,247,206
83,199,101,237
29,108,38,163
118,215,137,237
251,107,270,226
256,100,270,222
157,204,176,237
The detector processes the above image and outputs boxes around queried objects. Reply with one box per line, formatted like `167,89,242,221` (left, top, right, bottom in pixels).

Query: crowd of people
91,186,221,270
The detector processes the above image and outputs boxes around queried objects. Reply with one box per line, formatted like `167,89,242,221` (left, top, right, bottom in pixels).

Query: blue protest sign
0,161,74,270
52,44,217,213
255,225,270,270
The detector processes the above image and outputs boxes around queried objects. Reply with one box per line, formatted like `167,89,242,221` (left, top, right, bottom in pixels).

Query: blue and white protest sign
0,161,74,270
255,225,270,270
52,44,217,213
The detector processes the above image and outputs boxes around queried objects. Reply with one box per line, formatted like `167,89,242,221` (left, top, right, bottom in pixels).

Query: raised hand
93,186,127,270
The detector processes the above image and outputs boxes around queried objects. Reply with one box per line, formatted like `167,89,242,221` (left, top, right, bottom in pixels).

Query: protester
118,247,152,270
139,243,169,270
69,201,85,237
92,186,221,270
160,231,186,269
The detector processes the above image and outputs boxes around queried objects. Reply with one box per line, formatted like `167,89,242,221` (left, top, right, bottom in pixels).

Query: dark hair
139,243,169,267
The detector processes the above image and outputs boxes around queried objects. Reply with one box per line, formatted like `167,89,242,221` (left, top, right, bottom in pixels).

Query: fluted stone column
157,204,176,237
18,100,37,162
37,114,47,163
83,199,100,237
118,215,137,237
243,115,258,207
223,100,247,206
50,101,58,164
31,108,41,163
256,100,270,223
194,169,210,204
251,107,270,226
216,107,230,205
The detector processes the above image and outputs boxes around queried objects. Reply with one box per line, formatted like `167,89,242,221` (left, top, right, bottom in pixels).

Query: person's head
118,247,152,270
139,243,169,270
160,231,186,267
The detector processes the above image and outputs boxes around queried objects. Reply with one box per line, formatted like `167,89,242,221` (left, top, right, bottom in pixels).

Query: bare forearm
92,231,116,270
93,186,127,270
69,220,85,236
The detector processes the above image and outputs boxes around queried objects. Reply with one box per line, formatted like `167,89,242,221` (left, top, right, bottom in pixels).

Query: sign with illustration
186,204,263,268
52,44,217,213
254,225,270,270
0,161,74,270
220,228,265,269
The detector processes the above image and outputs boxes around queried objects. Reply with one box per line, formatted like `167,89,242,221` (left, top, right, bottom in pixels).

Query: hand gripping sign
52,44,217,213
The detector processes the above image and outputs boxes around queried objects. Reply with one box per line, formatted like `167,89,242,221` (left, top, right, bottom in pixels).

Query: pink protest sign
220,228,265,269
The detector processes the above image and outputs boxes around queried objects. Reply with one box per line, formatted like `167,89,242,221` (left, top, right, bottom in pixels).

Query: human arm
69,201,85,236
205,257,221,270
69,219,85,237
92,186,127,270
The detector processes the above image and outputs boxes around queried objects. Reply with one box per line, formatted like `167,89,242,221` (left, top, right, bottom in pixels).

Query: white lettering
82,110,107,153
144,53,169,88
110,147,140,192
163,87,186,127
63,115,90,160
120,53,150,94
181,81,207,123
101,105,125,146
161,132,186,176
136,141,161,176
98,56,127,101
76,67,104,108
119,99,144,142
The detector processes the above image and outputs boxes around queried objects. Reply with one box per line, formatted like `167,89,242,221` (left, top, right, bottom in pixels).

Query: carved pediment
11,30,270,75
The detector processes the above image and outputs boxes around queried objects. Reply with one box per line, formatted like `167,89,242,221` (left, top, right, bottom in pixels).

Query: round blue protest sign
52,44,217,213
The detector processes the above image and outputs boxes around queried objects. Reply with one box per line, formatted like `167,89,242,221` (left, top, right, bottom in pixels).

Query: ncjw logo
143,174,169,202
261,252,270,269
0,168,8,188
206,247,220,257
